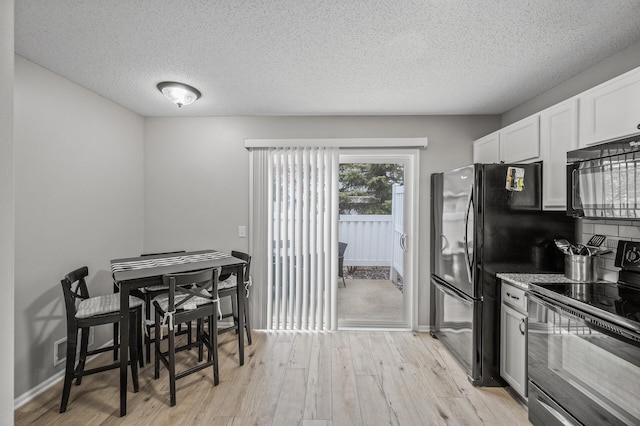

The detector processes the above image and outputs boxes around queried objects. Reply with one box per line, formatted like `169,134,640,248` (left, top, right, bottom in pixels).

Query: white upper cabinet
473,131,500,163
540,99,578,210
579,67,640,147
500,115,540,164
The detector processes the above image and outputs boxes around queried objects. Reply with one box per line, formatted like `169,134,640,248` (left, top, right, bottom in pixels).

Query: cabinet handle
519,318,526,335
506,292,520,300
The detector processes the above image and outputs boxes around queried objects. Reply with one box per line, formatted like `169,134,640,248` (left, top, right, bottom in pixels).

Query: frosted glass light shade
157,82,201,107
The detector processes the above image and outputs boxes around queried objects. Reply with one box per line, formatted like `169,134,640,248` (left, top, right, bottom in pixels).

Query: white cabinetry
500,115,540,164
500,281,527,399
540,99,578,210
473,66,640,210
579,67,640,147
473,131,500,163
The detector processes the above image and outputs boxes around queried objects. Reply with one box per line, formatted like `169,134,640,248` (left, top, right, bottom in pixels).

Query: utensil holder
564,254,597,282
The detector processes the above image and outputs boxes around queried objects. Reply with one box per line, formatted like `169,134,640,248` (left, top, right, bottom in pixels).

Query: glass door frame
338,148,419,330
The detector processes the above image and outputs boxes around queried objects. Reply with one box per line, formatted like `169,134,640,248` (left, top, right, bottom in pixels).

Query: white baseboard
14,321,234,410
14,369,65,410
14,339,114,410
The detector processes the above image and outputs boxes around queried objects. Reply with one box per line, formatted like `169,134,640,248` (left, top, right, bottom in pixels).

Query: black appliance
528,240,640,425
430,163,574,386
566,132,640,219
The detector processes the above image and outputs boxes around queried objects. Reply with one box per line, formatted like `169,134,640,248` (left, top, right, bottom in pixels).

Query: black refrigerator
430,163,574,386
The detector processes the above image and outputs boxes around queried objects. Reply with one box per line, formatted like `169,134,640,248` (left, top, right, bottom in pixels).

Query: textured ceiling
14,0,640,117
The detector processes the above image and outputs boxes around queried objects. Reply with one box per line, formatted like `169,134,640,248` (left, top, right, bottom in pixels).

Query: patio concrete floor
337,278,403,322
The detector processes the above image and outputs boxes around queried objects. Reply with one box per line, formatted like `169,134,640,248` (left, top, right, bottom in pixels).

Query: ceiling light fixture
157,81,201,107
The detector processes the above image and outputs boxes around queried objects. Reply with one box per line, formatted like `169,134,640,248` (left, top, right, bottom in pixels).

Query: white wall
144,115,501,329
1,0,14,422
13,56,144,398
502,40,640,126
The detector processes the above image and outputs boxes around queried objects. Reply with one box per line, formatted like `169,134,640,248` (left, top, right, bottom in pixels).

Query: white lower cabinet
500,282,528,399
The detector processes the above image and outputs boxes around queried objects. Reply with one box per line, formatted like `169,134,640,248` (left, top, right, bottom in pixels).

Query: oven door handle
537,399,576,426
528,293,587,324
529,293,640,342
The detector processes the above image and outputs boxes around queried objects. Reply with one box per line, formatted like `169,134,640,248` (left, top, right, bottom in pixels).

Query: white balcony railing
339,185,404,280
338,215,393,267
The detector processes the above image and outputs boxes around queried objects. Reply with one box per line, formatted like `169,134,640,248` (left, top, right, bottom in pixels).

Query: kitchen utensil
554,239,571,254
576,244,598,256
595,248,612,255
586,234,606,247
565,254,598,282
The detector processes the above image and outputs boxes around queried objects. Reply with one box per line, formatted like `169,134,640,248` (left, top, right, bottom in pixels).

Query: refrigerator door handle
432,275,474,303
463,187,474,284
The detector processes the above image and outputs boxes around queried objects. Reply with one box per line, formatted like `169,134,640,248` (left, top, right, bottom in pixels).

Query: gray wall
13,57,144,398
144,116,501,329
12,61,501,400
1,0,14,422
502,40,640,126
15,35,640,406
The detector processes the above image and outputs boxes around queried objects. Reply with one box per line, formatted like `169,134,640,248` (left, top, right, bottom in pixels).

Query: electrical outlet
238,225,247,238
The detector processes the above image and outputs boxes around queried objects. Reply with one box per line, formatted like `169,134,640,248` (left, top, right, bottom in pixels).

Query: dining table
111,249,247,416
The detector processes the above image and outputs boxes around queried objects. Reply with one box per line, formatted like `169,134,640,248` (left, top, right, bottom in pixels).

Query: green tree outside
339,163,404,214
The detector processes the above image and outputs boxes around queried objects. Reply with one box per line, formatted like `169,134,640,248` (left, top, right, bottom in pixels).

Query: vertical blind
267,147,339,330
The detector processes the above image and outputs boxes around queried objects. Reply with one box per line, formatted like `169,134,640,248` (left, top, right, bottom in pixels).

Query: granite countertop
496,273,579,290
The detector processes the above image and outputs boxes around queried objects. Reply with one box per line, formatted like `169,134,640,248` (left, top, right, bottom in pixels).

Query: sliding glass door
248,145,420,331
338,150,417,329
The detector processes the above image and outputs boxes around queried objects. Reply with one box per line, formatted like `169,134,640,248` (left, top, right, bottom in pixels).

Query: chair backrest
161,268,219,311
338,242,348,257
231,251,251,282
141,250,186,257
60,266,90,322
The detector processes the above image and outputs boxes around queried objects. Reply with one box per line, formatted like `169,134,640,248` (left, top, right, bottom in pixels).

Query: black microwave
567,133,640,219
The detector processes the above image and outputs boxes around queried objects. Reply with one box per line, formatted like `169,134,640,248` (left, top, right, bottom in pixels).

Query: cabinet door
579,67,640,147
500,303,527,398
540,99,578,210
500,115,540,163
473,131,500,163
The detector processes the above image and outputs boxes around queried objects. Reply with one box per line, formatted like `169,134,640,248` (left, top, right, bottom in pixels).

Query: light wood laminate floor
15,330,530,425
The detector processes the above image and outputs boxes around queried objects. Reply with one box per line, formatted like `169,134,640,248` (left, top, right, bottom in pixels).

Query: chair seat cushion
218,275,237,290
153,293,215,313
76,294,143,319
141,284,170,293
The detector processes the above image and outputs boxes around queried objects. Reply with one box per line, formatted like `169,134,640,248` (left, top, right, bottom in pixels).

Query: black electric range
527,240,640,426
529,240,640,335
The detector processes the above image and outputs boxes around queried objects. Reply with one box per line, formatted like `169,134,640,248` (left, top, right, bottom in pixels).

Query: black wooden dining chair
131,250,190,363
60,266,143,413
153,268,220,407
338,242,348,287
113,250,191,365
217,251,253,346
